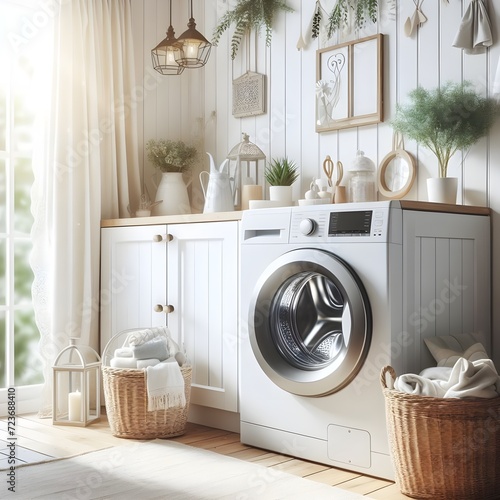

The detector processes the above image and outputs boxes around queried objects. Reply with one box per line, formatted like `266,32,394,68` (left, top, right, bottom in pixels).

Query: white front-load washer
239,201,490,480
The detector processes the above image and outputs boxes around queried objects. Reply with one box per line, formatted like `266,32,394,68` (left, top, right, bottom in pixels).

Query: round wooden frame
377,149,416,199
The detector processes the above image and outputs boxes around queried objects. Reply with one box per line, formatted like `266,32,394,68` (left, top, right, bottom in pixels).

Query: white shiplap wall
132,0,500,368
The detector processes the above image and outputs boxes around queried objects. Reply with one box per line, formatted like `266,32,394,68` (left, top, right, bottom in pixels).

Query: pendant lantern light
175,0,212,69
151,0,184,76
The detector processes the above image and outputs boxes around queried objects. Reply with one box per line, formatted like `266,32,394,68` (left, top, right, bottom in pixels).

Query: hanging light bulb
175,0,211,69
151,0,184,76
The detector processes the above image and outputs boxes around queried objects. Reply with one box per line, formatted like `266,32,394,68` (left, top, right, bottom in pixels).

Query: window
0,0,51,414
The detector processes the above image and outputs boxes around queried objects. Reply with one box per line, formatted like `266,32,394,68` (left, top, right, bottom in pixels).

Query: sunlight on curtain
31,0,141,417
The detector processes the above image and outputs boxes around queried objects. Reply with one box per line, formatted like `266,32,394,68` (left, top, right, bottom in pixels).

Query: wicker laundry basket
380,366,500,500
102,330,192,439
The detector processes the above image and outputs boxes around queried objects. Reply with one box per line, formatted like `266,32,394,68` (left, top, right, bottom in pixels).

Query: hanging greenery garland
325,0,378,38
311,2,323,40
212,0,294,60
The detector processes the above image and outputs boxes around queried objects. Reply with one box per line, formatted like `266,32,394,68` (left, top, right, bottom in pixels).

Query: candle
241,185,262,210
185,41,199,59
68,390,82,421
166,48,176,66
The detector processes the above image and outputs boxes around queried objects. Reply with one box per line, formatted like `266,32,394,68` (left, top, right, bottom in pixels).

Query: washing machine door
248,248,371,397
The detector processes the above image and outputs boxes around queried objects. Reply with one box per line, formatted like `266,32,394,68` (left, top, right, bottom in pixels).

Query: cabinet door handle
154,304,175,314
153,234,173,242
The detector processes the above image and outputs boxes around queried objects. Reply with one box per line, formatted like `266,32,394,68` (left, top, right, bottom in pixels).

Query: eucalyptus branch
212,0,293,60
312,2,322,39
326,0,378,37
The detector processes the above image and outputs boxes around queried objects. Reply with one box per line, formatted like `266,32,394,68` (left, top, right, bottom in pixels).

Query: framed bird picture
315,34,384,132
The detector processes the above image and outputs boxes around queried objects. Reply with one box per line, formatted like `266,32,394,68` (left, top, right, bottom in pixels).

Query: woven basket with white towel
381,364,500,500
102,328,191,439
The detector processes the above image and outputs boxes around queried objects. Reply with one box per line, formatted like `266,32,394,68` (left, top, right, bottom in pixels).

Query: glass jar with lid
348,150,377,202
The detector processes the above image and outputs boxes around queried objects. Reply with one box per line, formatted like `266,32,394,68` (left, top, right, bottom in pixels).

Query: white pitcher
200,153,235,213
152,172,191,216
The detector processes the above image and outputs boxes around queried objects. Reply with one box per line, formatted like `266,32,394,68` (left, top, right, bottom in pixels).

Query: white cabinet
100,221,239,413
100,224,167,340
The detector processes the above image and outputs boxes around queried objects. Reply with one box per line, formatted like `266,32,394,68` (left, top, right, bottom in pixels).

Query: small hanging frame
232,71,266,118
232,32,266,118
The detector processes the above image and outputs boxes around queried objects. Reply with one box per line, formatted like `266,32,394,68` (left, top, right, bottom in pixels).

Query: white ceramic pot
153,172,191,215
426,177,458,204
269,185,293,204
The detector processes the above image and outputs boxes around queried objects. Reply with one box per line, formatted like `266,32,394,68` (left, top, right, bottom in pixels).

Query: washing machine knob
299,218,317,235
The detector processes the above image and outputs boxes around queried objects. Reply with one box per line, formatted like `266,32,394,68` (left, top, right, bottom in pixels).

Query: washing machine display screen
328,211,372,236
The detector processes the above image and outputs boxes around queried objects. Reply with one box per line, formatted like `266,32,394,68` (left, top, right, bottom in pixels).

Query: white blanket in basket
395,358,500,398
146,358,186,411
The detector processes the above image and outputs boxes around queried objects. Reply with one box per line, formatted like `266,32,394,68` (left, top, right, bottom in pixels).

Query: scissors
322,156,334,188
323,156,344,202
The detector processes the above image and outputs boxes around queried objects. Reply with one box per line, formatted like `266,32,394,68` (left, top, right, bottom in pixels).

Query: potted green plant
145,139,198,215
265,157,299,203
212,0,293,60
391,81,500,203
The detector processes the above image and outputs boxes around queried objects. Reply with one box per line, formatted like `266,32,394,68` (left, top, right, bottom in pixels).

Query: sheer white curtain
31,0,141,416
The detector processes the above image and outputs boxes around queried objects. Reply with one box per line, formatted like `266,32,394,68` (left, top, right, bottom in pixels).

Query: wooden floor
0,413,410,499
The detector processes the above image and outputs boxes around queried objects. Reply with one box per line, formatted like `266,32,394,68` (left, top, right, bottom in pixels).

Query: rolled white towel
174,351,186,366
110,357,137,369
167,337,181,358
114,347,133,358
132,337,169,361
127,327,171,347
137,358,160,369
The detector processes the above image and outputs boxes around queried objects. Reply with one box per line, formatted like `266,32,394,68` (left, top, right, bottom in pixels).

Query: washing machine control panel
290,207,389,242
299,218,317,235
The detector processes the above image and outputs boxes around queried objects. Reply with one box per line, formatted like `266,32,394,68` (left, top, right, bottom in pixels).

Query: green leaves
327,0,378,37
392,82,500,178
265,157,299,186
312,3,322,39
212,0,294,60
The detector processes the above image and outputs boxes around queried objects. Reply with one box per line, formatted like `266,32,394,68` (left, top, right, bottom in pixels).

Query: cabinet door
100,225,168,351
167,222,238,412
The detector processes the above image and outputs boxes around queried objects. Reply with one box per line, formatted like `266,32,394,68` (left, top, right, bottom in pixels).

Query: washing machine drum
249,248,372,397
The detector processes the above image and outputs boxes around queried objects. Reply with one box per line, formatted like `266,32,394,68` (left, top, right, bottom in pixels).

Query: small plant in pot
391,81,500,203
265,157,299,204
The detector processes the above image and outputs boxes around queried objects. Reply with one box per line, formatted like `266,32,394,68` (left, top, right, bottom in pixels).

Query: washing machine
239,201,490,480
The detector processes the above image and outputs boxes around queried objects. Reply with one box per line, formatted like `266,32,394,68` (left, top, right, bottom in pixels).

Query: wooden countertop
101,201,490,228
398,200,491,215
101,211,243,228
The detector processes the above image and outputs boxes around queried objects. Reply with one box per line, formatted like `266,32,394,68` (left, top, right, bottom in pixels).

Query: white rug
13,440,368,499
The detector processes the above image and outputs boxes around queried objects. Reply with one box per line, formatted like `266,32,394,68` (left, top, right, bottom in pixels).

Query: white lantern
52,339,101,427
227,133,266,209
